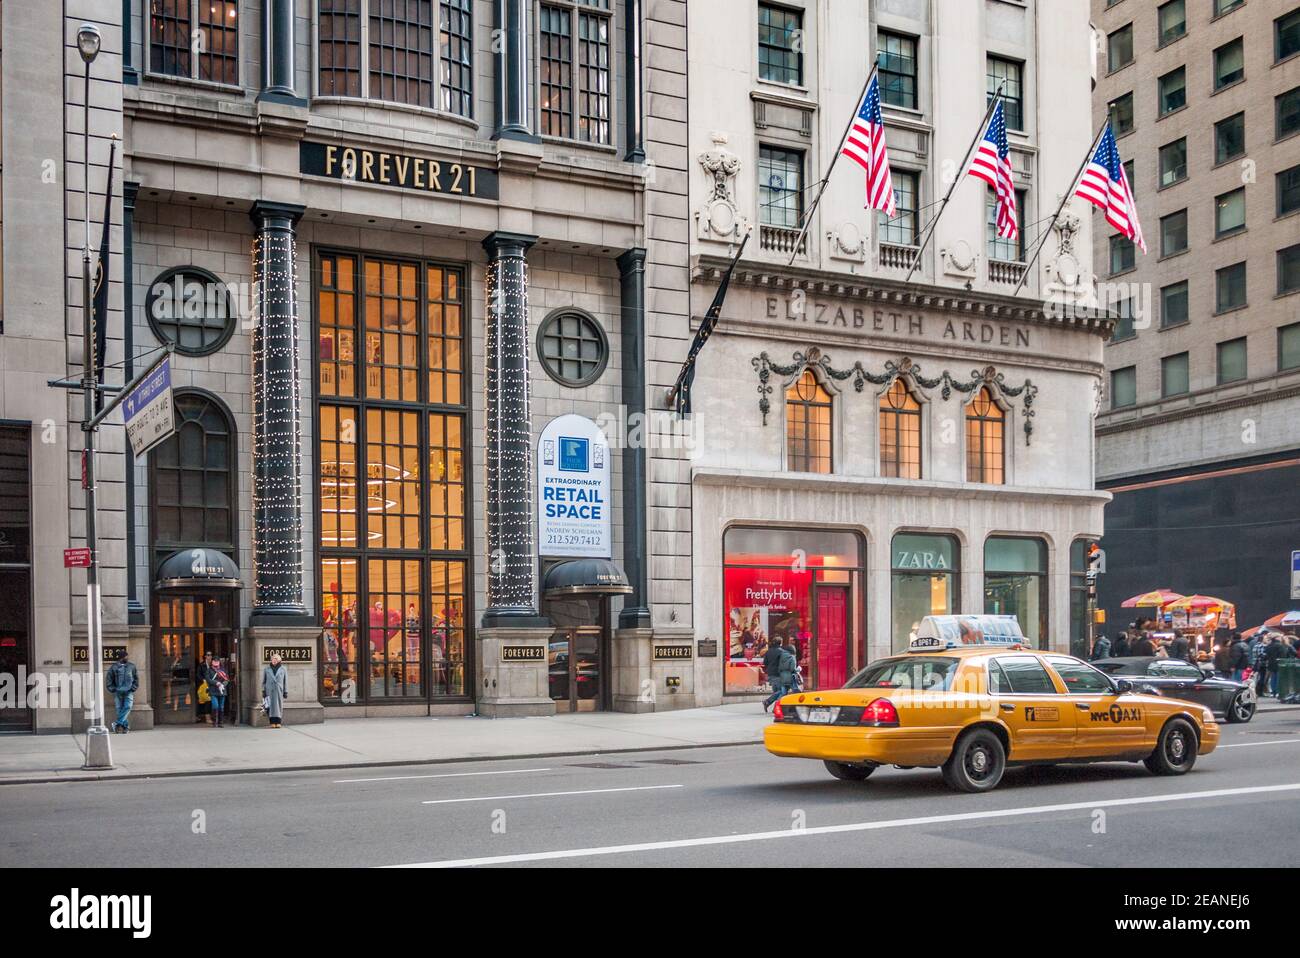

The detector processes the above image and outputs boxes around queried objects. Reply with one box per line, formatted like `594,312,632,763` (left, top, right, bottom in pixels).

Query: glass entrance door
155,594,237,724
548,626,603,712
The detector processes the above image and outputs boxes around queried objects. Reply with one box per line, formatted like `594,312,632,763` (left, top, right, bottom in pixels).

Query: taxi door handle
1075,702,1091,710
999,702,1016,712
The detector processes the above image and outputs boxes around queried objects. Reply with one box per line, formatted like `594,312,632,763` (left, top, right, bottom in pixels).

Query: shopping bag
197,680,210,705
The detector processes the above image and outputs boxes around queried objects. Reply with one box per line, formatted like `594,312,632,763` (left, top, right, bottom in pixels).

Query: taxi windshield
845,656,960,691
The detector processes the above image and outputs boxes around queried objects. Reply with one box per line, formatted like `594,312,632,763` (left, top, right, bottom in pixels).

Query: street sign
122,354,175,457
1292,550,1300,601
63,548,92,568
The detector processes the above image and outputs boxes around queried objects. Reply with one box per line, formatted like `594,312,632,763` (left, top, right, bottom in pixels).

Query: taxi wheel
823,761,876,781
941,729,1006,793
1144,718,1198,776
1225,691,1255,724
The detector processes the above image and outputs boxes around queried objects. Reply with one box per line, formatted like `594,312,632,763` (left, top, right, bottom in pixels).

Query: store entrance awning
155,548,242,591
542,558,632,598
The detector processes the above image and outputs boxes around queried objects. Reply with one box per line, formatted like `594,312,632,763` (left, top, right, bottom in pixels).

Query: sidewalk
0,704,772,784
2,700,1295,786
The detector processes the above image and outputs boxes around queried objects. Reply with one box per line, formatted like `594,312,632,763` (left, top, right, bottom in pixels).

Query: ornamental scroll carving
696,132,746,241
750,352,1040,443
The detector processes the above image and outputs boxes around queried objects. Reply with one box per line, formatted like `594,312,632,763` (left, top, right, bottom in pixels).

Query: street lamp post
77,22,112,769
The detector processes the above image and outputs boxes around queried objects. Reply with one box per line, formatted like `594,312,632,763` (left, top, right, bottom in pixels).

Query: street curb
0,737,768,787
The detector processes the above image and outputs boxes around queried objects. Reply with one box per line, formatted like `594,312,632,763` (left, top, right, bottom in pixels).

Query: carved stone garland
751,351,1040,443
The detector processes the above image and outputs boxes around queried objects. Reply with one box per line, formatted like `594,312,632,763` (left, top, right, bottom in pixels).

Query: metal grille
369,0,436,108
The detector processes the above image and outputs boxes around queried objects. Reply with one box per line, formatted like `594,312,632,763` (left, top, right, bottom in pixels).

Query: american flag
967,99,1017,239
841,74,896,216
1075,123,1146,253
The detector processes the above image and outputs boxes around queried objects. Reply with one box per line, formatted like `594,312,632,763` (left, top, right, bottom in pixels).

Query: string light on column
483,233,538,615
249,204,307,614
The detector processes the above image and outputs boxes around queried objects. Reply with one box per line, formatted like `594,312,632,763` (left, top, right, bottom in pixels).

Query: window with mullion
786,371,832,474
149,0,240,85
986,188,1026,263
879,169,918,245
965,387,1005,485
987,56,1024,131
317,0,474,118
877,30,917,110
879,379,921,479
540,1,614,145
758,3,803,86
759,145,804,229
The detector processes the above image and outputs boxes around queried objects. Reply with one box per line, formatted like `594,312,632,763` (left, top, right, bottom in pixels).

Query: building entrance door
0,569,32,731
543,594,610,713
814,583,850,690
155,593,238,725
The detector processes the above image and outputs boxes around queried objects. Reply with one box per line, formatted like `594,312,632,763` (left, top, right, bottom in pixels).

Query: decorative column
493,0,537,141
249,201,308,620
617,248,650,628
481,231,545,627
258,0,305,104
122,0,138,85
624,0,645,162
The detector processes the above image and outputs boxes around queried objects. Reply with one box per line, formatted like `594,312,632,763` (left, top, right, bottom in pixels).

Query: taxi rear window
845,657,959,691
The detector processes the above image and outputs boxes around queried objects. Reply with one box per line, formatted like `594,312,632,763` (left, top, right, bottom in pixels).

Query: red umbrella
1121,589,1184,608
1262,611,1300,629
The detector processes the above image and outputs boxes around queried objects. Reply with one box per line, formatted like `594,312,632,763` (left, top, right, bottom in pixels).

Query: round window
145,267,237,356
537,309,609,387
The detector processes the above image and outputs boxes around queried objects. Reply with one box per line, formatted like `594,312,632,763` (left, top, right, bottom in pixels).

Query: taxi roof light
860,697,899,727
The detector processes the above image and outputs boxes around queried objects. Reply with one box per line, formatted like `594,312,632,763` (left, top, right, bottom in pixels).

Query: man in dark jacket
1090,634,1112,660
762,638,787,712
1264,634,1296,696
1168,633,1190,662
105,649,139,733
1112,631,1131,657
1228,636,1250,681
1131,631,1157,657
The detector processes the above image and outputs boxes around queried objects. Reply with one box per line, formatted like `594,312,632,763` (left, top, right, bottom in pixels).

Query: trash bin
1276,660,1300,702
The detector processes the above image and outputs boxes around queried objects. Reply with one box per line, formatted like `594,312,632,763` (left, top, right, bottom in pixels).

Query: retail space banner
537,415,612,558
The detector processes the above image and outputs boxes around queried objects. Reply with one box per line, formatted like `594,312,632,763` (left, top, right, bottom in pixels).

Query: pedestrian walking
761,636,787,712
1090,633,1111,660
262,652,288,728
1168,633,1190,663
780,639,801,693
1252,635,1272,697
1265,633,1295,697
1213,636,1233,676
105,648,139,734
1131,631,1157,658
196,650,214,725
1112,630,1130,657
1228,635,1249,682
204,657,231,728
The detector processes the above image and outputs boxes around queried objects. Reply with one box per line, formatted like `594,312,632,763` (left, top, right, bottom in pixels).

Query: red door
815,586,849,690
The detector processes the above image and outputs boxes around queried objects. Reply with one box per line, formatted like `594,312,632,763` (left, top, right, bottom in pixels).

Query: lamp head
77,23,101,64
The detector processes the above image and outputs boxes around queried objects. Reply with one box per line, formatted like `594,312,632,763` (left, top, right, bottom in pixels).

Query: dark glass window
879,169,919,245
150,393,235,551
1161,280,1189,328
1217,337,1247,384
877,31,918,109
1158,0,1186,46
319,0,473,117
890,534,959,654
1214,37,1244,90
1108,24,1134,72
1279,87,1300,139
992,656,1056,692
1110,234,1136,274
1214,0,1244,15
1158,66,1186,116
965,387,1005,485
1280,244,1300,295
879,379,921,479
144,268,236,356
1111,366,1137,409
1278,165,1300,216
150,0,239,85
1046,656,1113,694
1278,9,1300,62
1216,261,1247,312
987,188,1027,262
759,145,804,229
1159,138,1187,187
1215,112,1246,164
786,370,832,474
316,252,470,705
1160,209,1188,257
538,309,609,387
1109,91,1135,135
984,540,1048,648
1280,323,1300,371
1162,352,1190,397
540,1,613,143
1215,187,1246,237
987,56,1024,131
759,4,803,86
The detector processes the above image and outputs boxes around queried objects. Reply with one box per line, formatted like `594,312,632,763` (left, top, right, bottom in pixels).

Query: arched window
879,379,922,479
150,393,236,557
965,386,1005,485
786,370,832,474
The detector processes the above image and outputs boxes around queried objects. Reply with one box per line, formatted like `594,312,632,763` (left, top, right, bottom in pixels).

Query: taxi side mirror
1114,679,1134,695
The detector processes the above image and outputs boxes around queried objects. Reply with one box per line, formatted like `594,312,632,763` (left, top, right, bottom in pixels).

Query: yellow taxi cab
764,615,1219,792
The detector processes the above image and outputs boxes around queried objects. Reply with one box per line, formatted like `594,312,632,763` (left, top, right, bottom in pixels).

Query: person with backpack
203,656,231,727
105,648,139,734
1090,634,1112,660
1252,635,1273,696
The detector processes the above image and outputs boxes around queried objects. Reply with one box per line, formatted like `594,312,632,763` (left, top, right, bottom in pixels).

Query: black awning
542,558,633,598
155,548,242,591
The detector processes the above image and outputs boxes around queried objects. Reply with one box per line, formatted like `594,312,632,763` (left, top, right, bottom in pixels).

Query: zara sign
537,414,611,559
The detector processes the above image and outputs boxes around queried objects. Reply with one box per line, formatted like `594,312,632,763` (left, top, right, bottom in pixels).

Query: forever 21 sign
300,142,499,200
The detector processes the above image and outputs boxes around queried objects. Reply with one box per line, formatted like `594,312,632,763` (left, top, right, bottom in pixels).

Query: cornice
692,254,1116,339
1097,379,1300,437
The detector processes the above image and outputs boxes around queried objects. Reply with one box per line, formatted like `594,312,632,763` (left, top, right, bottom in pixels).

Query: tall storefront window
984,537,1047,649
150,393,236,558
891,533,959,653
1069,539,1091,659
0,426,33,731
879,379,921,479
965,387,1005,485
723,527,864,695
786,370,832,474
316,252,470,704
150,0,240,85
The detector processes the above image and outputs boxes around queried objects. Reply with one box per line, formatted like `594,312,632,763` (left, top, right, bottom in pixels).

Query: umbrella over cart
1121,589,1184,609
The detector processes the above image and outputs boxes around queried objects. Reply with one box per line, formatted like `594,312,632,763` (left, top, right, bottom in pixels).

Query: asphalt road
3,710,1298,868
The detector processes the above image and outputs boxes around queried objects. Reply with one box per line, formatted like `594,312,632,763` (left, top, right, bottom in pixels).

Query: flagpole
902,81,1005,285
785,63,880,267
1010,119,1109,299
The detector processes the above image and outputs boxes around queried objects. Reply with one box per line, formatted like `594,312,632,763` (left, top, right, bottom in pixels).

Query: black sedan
1091,657,1256,723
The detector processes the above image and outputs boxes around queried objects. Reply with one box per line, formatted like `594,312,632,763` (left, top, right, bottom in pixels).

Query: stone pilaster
249,201,308,620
